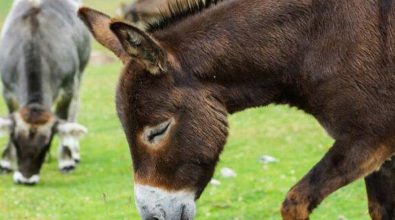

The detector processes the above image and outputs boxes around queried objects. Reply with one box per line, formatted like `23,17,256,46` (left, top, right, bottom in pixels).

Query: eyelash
147,121,171,143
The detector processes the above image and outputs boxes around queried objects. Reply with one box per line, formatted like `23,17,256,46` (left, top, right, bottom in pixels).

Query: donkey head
79,8,228,219
0,104,87,185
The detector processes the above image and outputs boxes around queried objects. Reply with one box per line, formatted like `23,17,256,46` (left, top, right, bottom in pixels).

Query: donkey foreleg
56,89,81,172
281,139,395,220
57,145,76,173
365,156,395,220
65,91,83,164
0,92,18,173
0,141,15,173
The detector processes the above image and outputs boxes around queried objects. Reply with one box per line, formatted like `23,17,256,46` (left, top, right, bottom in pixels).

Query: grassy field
0,1,370,219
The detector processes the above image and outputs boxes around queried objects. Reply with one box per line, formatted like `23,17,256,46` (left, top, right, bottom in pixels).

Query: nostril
144,217,159,220
180,205,186,220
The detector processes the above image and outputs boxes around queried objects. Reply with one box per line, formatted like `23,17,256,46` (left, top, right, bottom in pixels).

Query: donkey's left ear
56,122,88,139
110,21,168,75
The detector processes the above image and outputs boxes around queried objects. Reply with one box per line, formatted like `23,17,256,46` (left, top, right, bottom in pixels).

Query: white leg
0,141,15,172
57,145,76,173
56,78,83,171
66,92,82,163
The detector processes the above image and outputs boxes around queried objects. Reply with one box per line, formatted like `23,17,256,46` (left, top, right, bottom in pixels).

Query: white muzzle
13,171,40,185
134,184,196,220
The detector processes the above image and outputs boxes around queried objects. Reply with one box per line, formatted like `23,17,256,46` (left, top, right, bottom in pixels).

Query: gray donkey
0,0,91,185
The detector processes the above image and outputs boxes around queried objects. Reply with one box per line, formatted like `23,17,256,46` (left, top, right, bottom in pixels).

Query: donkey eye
145,120,172,144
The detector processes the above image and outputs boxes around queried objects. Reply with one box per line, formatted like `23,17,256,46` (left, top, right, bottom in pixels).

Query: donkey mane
146,0,223,32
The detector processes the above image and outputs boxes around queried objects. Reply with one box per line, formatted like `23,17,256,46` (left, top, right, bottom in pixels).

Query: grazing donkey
79,0,395,219
0,0,90,185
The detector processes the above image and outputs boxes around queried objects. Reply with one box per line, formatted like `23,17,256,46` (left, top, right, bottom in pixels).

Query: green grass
0,1,370,219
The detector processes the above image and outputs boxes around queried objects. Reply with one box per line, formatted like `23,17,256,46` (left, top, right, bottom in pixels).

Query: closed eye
148,121,170,142
143,119,174,145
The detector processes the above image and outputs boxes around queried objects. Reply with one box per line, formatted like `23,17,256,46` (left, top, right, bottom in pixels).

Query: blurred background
0,0,369,219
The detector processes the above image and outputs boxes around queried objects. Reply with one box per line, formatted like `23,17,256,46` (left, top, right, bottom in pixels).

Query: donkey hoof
0,161,13,174
74,159,80,164
0,165,13,174
60,165,76,173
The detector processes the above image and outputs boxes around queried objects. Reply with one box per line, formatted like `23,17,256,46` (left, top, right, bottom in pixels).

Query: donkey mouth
16,181,37,186
13,171,40,186
135,184,196,220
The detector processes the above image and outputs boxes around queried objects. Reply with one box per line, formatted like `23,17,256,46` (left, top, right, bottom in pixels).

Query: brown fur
79,0,395,218
365,156,395,220
19,104,52,126
78,8,129,63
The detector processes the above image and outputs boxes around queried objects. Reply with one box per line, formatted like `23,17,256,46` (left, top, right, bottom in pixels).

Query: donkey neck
155,0,312,113
19,40,54,109
23,41,44,105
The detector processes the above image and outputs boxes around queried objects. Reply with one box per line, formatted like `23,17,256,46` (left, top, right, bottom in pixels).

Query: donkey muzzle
13,171,40,185
134,184,196,220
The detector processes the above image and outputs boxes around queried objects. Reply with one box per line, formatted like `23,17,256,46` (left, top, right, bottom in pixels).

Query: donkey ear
110,21,168,75
78,7,130,63
56,122,88,139
0,117,13,137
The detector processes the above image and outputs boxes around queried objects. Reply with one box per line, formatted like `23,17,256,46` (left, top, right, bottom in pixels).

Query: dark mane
147,0,222,32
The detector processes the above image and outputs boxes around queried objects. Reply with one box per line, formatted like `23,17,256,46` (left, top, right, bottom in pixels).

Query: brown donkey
79,0,395,219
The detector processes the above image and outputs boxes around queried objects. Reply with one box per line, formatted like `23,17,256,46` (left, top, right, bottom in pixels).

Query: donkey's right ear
78,7,130,63
0,117,13,137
